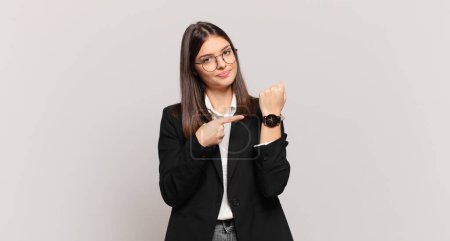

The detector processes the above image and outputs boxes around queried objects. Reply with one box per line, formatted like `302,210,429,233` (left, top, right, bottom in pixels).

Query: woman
158,21,293,241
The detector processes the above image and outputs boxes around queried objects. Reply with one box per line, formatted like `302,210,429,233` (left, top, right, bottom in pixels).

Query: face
194,35,238,90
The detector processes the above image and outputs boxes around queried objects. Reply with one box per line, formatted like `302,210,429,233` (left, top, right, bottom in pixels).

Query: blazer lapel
227,118,250,182
211,118,250,187
211,148,223,187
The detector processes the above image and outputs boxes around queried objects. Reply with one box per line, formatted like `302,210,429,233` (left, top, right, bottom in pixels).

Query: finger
271,82,278,89
272,82,284,91
218,115,245,124
278,80,285,89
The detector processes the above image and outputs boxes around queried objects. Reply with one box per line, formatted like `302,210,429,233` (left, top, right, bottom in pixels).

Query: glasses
194,48,238,72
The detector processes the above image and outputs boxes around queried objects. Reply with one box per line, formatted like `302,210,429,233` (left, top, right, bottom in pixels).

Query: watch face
264,114,280,127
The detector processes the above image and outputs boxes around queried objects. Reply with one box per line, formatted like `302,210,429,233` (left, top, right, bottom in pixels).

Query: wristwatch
262,113,285,127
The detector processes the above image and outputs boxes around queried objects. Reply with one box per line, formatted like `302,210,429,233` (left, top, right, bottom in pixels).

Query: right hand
195,115,245,147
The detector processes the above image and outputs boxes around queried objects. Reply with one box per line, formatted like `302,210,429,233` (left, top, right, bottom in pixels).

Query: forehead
197,35,230,55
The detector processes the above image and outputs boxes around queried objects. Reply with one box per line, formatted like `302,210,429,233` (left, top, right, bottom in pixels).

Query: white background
1,0,449,240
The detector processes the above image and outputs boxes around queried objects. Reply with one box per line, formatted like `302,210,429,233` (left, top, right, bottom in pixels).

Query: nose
215,56,227,70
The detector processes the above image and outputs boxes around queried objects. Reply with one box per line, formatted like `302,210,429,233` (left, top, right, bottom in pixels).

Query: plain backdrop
1,0,449,241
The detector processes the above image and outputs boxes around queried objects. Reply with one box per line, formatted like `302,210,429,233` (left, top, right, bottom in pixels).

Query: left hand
259,80,286,116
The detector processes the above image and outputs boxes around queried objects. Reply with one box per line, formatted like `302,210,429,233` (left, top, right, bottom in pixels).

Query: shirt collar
204,92,237,118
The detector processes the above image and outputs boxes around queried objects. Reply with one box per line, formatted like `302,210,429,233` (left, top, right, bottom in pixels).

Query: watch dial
265,114,279,127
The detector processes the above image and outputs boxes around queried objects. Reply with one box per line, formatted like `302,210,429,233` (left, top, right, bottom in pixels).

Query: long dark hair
174,21,257,140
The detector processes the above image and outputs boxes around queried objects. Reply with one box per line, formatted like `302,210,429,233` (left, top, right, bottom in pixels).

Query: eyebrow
198,45,231,59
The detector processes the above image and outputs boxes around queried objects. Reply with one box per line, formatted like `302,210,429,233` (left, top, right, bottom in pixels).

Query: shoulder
162,102,182,120
159,103,182,135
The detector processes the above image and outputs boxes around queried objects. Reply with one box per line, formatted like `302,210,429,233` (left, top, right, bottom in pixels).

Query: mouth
216,70,231,78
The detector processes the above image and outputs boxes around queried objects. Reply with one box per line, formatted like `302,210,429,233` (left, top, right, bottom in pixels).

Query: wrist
262,111,281,116
195,132,207,148
259,124,282,143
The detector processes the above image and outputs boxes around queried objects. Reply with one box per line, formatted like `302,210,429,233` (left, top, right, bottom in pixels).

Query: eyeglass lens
200,49,236,72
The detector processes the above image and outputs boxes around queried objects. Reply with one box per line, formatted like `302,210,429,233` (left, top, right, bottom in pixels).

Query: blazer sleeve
253,121,291,198
253,139,276,147
158,107,217,208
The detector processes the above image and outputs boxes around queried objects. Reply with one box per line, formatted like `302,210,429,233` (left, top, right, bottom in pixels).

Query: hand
259,80,286,116
195,115,245,147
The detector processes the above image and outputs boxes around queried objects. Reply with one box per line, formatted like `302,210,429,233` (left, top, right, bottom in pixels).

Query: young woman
158,21,293,241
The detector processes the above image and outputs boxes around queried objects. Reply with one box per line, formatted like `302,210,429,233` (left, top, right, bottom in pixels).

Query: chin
225,75,236,85
214,78,235,89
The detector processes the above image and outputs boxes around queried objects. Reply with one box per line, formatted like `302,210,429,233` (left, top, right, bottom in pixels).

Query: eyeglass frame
194,47,238,72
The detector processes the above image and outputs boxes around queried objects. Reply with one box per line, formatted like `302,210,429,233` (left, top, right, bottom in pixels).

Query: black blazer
158,98,293,241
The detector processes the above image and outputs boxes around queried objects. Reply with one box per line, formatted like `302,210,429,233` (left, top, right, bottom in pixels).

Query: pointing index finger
218,115,245,124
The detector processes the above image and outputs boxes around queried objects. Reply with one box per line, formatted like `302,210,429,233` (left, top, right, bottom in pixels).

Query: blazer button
231,198,240,207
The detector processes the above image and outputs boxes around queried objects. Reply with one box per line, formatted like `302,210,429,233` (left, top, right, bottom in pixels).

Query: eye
223,49,232,55
201,57,212,64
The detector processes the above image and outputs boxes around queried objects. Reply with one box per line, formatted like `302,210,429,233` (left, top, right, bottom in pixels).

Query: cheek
195,66,209,78
232,63,238,75
197,70,216,84
194,65,203,75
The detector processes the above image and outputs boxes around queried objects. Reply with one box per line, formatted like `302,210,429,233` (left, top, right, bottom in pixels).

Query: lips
216,70,230,78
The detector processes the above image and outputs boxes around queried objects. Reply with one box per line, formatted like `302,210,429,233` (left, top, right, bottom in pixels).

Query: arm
158,107,216,208
253,121,290,198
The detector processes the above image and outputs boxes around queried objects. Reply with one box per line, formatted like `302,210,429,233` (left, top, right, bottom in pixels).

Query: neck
205,87,233,115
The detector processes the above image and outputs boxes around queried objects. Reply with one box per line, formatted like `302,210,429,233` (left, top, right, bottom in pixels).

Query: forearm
158,107,217,208
254,131,290,198
259,124,282,144
254,121,290,198
159,134,215,208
